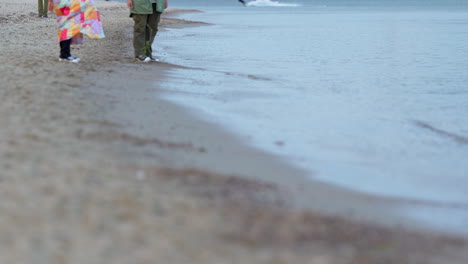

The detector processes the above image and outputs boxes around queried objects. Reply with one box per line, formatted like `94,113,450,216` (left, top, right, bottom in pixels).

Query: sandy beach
1,0,468,263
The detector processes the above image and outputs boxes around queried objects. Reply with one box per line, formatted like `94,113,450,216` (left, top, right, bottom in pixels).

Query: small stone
274,141,284,146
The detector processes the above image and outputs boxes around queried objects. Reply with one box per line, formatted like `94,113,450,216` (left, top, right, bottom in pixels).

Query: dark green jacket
130,0,164,14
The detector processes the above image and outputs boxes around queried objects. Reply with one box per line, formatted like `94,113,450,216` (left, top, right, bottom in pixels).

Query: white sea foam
246,0,300,7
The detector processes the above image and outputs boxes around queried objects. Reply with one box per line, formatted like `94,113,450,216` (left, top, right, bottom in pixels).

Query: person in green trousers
38,0,49,18
127,0,168,62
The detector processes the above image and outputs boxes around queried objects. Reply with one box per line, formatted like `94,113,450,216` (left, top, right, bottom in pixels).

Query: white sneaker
136,55,151,63
149,57,160,62
59,56,80,63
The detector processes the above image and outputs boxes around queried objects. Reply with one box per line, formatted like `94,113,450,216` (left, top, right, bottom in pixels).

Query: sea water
149,0,468,231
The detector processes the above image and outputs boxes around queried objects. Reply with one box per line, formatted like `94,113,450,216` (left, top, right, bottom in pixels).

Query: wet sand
1,0,468,263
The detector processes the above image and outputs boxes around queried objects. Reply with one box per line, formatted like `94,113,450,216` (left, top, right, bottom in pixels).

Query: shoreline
1,1,468,263
145,7,468,236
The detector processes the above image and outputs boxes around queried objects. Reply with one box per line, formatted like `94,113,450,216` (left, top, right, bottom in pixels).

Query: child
48,0,105,63
127,0,168,62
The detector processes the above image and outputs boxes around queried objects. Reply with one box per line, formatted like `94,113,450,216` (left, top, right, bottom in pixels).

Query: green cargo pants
132,4,161,58
38,0,49,17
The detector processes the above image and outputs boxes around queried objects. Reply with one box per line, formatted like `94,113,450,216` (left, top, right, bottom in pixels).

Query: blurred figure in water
38,0,48,17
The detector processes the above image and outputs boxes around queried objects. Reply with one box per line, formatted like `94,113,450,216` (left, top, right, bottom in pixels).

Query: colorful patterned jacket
52,0,105,43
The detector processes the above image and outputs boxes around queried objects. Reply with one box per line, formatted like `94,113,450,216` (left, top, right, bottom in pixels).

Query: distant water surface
151,0,468,232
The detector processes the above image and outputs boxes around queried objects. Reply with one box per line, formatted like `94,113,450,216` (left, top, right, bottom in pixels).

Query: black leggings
60,39,72,58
